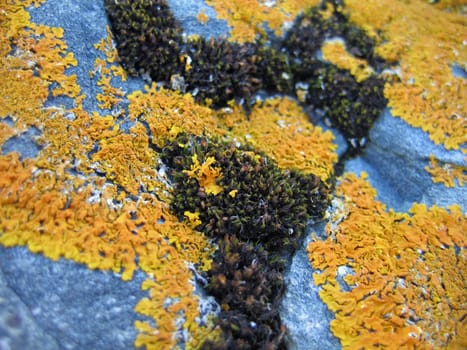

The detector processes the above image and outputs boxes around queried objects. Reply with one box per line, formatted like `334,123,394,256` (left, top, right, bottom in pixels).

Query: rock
0,246,146,350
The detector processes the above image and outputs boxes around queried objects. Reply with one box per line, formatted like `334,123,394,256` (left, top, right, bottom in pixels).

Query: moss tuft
161,133,329,252
161,133,329,348
201,235,286,350
104,0,184,81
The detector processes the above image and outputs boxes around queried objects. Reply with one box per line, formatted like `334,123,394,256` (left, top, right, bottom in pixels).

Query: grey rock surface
345,108,466,212
0,265,59,350
280,227,340,350
0,246,146,350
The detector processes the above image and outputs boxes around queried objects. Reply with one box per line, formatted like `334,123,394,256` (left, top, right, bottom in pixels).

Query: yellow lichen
205,0,321,42
91,26,126,110
184,211,203,228
127,83,224,148
196,10,209,25
218,96,337,181
183,154,223,195
0,2,217,349
321,40,374,82
425,154,466,187
308,173,466,349
342,0,467,150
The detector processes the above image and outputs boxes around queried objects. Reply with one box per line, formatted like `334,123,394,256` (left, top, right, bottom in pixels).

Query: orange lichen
91,26,126,110
321,40,374,82
205,0,320,42
127,83,224,148
308,173,466,349
196,10,209,25
1,1,217,348
342,0,467,150
425,154,466,187
0,0,80,143
183,154,224,195
218,97,337,180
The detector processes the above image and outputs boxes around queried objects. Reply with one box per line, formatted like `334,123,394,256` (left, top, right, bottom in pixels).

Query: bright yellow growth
1,2,217,348
206,0,320,42
0,0,79,134
343,0,467,150
308,173,466,349
127,83,223,148
91,27,127,110
197,10,209,25
321,40,374,82
218,97,337,181
425,154,466,187
184,154,224,195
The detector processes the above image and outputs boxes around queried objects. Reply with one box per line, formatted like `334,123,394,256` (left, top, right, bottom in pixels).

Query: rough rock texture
280,226,341,350
0,246,146,350
345,108,466,212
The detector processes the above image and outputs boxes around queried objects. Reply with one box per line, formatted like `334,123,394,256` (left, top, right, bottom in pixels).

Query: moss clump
282,5,387,148
306,62,387,147
284,3,384,70
185,37,263,108
161,133,328,252
105,1,389,149
201,235,286,350
160,133,329,348
104,0,184,81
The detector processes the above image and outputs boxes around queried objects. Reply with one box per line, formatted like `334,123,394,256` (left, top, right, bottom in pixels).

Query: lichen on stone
425,154,466,188
308,173,466,349
343,0,467,150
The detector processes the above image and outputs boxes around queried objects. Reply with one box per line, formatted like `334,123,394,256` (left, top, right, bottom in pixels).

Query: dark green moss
161,133,329,349
161,133,328,252
201,235,286,350
105,1,389,149
281,5,388,148
104,0,184,81
305,62,387,147
185,37,263,108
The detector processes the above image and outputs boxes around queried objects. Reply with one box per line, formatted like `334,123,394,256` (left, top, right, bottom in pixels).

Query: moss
306,62,387,148
201,235,287,350
104,0,184,81
184,37,263,108
104,1,389,148
281,4,388,148
161,133,329,252
161,133,329,348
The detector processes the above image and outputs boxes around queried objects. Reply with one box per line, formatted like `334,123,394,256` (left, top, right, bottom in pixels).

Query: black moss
105,0,389,151
185,37,263,108
282,5,388,148
160,133,329,349
201,235,287,350
305,62,387,147
161,133,328,252
104,0,184,81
